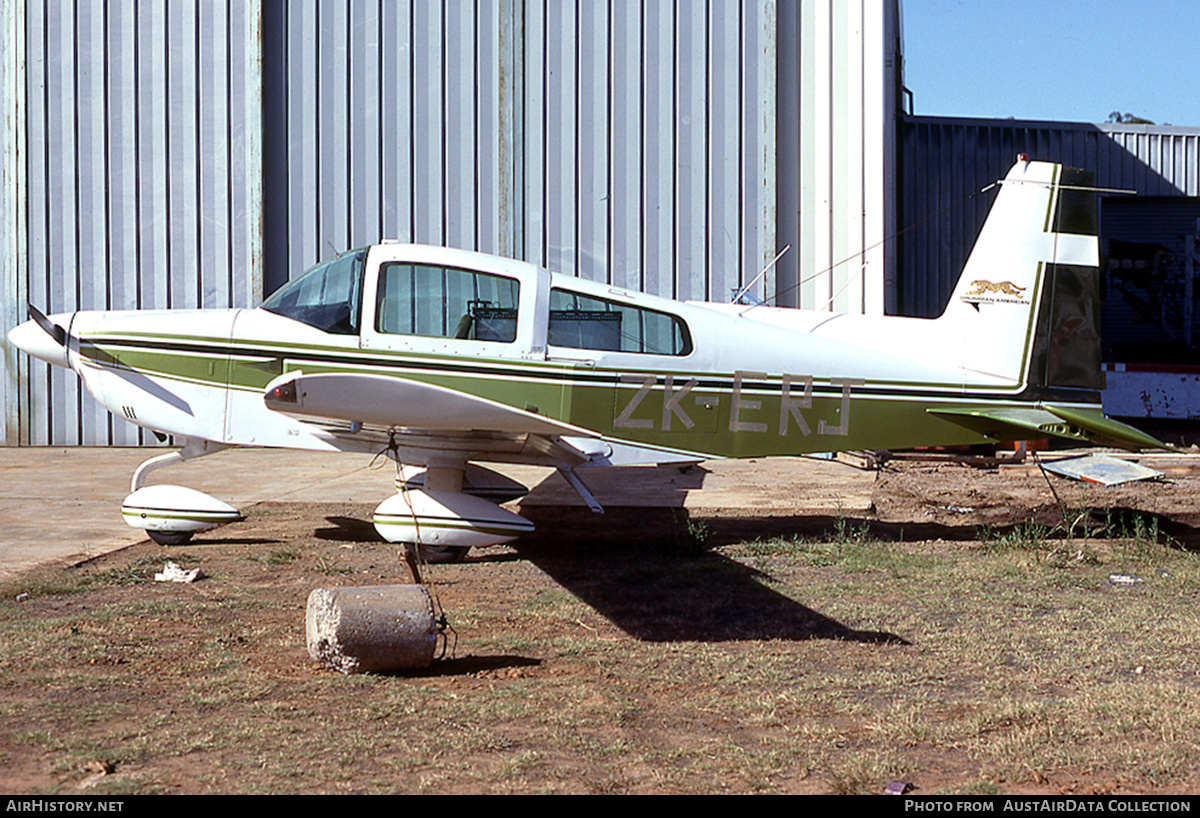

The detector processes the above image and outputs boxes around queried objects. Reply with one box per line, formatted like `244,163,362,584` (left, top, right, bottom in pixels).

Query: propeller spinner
7,305,72,369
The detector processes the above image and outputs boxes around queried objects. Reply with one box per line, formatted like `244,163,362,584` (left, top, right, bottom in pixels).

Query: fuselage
18,240,1101,465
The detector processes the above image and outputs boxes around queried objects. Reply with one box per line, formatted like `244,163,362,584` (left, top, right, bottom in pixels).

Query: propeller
27,304,68,347
8,304,73,369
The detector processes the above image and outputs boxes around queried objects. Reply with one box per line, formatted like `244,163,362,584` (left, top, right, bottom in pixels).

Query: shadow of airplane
308,501,1200,647
514,506,908,645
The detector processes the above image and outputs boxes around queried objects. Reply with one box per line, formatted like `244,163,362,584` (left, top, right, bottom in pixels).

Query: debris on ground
1042,454,1163,486
154,562,204,583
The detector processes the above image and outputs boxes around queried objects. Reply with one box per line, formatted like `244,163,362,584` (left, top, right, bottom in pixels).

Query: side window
548,289,692,356
376,263,520,343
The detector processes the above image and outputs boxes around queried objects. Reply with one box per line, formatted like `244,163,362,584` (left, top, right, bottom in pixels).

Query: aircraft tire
417,545,470,564
147,530,194,546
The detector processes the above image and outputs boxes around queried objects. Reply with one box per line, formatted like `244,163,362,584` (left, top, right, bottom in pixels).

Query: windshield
260,248,367,334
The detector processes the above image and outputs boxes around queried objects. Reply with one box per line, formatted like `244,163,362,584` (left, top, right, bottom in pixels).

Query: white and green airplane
8,157,1163,561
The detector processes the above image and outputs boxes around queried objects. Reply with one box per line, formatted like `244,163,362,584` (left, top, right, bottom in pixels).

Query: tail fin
938,158,1101,395
931,158,1167,449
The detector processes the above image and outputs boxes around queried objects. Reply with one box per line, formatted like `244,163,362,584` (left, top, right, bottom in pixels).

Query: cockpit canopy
260,248,367,334
260,243,692,357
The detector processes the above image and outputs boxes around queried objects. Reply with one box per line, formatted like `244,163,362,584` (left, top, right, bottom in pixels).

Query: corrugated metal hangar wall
897,117,1200,319
1,0,902,446
2,0,263,446
260,0,899,311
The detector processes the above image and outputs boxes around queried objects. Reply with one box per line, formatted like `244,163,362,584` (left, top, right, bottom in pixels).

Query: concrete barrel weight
306,585,437,673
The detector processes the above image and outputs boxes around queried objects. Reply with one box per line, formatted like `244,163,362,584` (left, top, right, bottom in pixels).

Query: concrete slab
0,447,877,579
0,447,398,579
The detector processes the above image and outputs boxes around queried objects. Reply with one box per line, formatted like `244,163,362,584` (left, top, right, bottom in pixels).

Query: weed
832,514,873,546
0,568,85,601
1000,520,1051,550
823,750,899,795
314,554,351,576
498,750,545,777
246,548,299,567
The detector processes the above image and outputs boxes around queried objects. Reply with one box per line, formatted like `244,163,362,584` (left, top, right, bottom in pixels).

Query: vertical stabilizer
937,159,1100,393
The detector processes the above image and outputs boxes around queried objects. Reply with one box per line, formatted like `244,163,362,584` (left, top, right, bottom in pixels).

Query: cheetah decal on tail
961,279,1028,304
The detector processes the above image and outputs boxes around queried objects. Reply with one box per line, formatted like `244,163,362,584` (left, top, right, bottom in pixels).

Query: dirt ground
3,455,1200,795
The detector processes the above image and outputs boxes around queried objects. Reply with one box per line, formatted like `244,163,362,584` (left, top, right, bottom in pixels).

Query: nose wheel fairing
122,439,243,543
121,484,244,538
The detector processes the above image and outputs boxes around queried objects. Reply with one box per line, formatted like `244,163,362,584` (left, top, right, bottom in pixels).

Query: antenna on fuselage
731,245,790,307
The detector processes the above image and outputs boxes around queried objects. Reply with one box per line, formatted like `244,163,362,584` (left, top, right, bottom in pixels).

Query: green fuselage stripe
77,321,1099,458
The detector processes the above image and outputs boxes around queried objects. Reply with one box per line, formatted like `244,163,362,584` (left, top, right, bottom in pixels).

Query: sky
902,0,1200,127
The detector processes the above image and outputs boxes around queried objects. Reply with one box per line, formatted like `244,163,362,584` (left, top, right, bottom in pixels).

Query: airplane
7,157,1165,564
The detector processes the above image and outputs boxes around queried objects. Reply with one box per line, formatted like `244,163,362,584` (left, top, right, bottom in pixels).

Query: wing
263,371,594,437
261,371,707,468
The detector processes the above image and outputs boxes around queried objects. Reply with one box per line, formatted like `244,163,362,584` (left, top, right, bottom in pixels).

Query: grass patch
246,548,300,567
4,496,1200,794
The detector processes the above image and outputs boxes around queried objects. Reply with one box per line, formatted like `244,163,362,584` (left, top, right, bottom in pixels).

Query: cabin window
548,289,692,356
376,263,520,343
260,248,366,334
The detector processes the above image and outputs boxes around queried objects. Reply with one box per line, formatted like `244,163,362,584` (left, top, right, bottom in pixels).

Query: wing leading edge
261,371,708,468
263,371,596,437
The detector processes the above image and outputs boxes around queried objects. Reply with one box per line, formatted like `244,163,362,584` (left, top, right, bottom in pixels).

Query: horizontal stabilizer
928,405,1166,451
262,371,598,438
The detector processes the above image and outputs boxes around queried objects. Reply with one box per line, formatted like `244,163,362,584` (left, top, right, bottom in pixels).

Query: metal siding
774,0,895,312
641,0,675,299
476,0,503,258
47,0,79,444
444,0,475,252
774,0,798,307
167,0,198,311
137,0,169,314
708,1,740,303
898,117,1200,319
742,0,776,306
7,0,910,445
77,0,108,444
272,0,783,305
576,0,607,284
412,1,444,247
608,0,642,292
233,0,262,311
349,0,381,250
200,1,231,310
523,0,546,269
318,1,350,256
543,0,576,277
287,1,318,271
674,2,704,302
380,0,413,243
8,0,262,445
1,0,26,445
